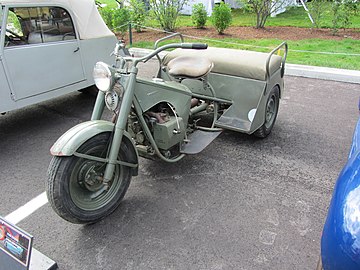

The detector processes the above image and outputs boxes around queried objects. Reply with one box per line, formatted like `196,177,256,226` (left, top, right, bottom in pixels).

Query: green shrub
237,0,286,29
308,0,327,28
99,6,114,29
211,2,232,34
149,0,188,31
192,3,207,28
331,0,352,35
112,8,131,37
129,0,147,32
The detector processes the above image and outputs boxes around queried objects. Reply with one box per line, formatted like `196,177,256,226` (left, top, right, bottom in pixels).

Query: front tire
253,86,280,138
46,133,132,224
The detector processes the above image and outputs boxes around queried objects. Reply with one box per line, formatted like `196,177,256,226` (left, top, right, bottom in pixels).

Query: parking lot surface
0,61,359,270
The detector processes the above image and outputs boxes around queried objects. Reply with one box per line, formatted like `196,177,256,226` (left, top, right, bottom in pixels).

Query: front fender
50,120,139,175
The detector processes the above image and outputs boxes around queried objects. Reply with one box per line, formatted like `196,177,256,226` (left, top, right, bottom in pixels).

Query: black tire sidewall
48,133,132,224
253,86,280,138
263,86,280,134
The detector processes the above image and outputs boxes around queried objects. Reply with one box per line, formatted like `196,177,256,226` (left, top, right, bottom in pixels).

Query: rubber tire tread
46,133,132,224
253,86,280,139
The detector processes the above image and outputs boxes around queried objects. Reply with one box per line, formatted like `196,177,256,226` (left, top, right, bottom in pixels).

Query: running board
180,130,222,154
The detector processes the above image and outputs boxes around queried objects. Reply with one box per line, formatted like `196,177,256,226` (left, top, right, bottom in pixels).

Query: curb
129,48,360,84
285,64,360,84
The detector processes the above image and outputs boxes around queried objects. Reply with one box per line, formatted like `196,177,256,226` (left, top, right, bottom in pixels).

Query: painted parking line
4,192,48,225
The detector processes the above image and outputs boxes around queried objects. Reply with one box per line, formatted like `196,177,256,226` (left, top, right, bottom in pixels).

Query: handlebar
154,33,184,49
135,42,208,65
181,43,208,50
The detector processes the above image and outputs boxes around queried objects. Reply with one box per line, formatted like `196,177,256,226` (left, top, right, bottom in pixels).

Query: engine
127,103,186,158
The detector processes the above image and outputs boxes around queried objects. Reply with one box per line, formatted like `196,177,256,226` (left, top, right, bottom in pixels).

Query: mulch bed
118,26,360,44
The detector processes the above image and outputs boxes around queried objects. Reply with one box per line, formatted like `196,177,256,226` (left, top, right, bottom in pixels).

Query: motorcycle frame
90,43,201,183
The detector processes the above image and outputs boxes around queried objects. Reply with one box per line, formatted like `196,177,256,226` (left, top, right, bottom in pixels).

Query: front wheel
253,86,280,138
46,133,132,224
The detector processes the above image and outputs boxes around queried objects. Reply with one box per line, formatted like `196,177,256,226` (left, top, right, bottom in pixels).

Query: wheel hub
78,161,105,192
265,95,276,128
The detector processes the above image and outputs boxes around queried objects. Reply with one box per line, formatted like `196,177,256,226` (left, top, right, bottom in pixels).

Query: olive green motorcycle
46,34,287,224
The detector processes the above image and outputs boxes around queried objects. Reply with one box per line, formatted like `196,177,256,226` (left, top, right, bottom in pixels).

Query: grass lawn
98,1,360,28
98,1,360,70
152,4,360,29
132,36,360,70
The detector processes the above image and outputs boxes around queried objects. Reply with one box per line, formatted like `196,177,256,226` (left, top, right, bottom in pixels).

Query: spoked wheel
253,86,280,138
46,133,132,224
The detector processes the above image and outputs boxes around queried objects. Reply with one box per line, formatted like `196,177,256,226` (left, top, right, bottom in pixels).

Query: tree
331,0,357,35
308,0,327,28
149,0,188,31
237,0,287,29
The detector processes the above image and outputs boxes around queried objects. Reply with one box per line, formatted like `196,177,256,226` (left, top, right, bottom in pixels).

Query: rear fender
50,120,139,176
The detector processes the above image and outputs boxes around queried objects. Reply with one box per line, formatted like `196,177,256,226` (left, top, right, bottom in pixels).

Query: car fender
321,117,360,269
50,120,139,175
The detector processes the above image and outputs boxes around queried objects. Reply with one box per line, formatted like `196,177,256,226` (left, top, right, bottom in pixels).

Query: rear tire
253,86,280,138
46,133,132,224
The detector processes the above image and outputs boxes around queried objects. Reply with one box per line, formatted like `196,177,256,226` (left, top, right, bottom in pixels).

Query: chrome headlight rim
93,62,114,92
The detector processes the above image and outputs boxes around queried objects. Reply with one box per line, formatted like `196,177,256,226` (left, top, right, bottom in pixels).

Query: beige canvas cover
163,47,282,81
0,0,114,39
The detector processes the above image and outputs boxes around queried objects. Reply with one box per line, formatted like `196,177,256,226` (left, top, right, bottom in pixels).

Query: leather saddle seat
167,56,213,79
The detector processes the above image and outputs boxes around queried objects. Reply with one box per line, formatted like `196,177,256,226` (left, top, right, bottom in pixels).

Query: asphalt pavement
0,60,359,270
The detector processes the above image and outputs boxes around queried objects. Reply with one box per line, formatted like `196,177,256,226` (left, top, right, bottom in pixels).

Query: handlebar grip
181,43,208,50
191,43,208,49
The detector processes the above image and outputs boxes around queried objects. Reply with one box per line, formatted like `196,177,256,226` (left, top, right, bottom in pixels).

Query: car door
2,5,85,101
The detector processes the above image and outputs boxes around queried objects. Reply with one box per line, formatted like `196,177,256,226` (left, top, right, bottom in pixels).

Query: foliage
112,7,131,37
99,6,114,28
308,0,327,28
237,0,287,28
330,0,357,35
98,4,131,36
129,0,148,32
7,12,22,34
191,3,207,29
211,2,232,34
149,0,188,31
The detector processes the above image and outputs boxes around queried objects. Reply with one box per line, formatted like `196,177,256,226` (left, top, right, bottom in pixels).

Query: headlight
93,62,113,92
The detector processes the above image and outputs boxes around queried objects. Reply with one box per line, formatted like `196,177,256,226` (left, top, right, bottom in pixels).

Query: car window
4,10,26,47
5,6,76,47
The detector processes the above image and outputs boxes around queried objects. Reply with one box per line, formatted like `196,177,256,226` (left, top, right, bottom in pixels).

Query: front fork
91,66,138,185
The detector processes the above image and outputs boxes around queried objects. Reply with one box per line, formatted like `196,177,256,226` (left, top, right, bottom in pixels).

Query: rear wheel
253,86,280,138
46,133,132,224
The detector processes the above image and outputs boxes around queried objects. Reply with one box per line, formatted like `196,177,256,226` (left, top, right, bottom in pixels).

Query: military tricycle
47,34,288,224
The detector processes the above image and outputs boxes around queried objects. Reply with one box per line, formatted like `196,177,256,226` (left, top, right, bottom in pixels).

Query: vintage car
319,101,360,269
0,0,117,114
